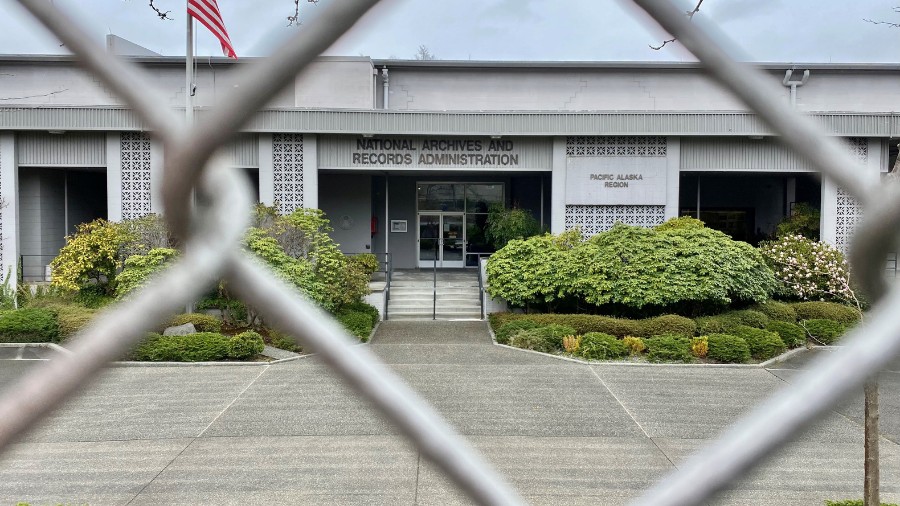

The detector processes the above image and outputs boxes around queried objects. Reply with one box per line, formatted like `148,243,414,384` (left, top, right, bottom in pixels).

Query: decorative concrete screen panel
120,131,152,219
565,204,666,237
272,133,303,215
834,138,868,253
318,136,551,171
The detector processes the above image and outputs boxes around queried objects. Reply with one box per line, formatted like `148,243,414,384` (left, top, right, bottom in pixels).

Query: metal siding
17,131,106,166
680,137,816,172
228,134,259,167
4,107,900,137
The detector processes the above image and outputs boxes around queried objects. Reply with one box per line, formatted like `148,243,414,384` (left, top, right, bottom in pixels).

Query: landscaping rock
163,323,196,336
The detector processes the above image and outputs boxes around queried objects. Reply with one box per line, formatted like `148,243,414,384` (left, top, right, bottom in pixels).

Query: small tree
414,45,436,60
484,204,540,250
50,220,134,295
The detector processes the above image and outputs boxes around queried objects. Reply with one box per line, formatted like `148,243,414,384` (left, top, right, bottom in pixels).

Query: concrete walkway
0,322,898,505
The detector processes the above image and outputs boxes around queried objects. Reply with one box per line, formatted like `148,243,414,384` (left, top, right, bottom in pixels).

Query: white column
665,136,681,220
258,133,274,206
106,132,123,222
149,136,164,214
0,133,19,288
303,134,318,209
550,136,567,233
820,175,838,245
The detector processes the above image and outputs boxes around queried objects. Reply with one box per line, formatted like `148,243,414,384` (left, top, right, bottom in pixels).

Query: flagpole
185,3,193,127
185,5,194,315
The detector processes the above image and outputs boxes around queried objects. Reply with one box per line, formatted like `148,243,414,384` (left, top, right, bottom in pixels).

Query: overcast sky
2,0,900,63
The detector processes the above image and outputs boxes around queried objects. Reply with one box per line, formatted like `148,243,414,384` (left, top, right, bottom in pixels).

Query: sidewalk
0,322,897,505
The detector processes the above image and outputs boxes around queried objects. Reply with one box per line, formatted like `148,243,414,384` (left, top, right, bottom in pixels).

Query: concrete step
388,312,483,321
390,291,480,299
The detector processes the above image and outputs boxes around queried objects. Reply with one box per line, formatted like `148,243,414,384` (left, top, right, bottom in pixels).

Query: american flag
187,0,237,59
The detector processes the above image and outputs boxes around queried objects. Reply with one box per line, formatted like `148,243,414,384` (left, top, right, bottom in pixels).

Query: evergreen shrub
495,320,539,345
802,319,846,345
765,320,806,348
488,313,642,337
720,309,769,329
510,324,575,353
131,332,230,362
731,325,786,360
640,314,696,338
622,336,646,355
751,300,797,322
791,302,860,325
337,310,375,341
691,336,709,358
646,334,692,363
706,333,751,363
579,332,627,360
0,308,60,343
169,313,222,333
227,331,265,359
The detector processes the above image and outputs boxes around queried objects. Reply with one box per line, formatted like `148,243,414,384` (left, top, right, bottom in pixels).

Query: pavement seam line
588,366,651,438
124,437,198,506
414,452,421,505
588,367,682,471
196,365,270,438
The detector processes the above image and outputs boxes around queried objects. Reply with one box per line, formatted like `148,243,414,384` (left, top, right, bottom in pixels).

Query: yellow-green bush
622,336,646,355
168,313,222,333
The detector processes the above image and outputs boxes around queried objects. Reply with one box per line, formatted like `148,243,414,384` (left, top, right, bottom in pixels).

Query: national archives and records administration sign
565,156,668,205
317,136,551,171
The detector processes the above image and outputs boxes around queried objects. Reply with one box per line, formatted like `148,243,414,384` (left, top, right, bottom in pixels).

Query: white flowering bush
759,234,863,313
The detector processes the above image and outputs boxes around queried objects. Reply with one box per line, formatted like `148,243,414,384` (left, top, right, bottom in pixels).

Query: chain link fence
2,1,899,505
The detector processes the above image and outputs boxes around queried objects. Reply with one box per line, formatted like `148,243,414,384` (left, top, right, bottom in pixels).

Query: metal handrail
477,257,485,320
19,255,56,283
384,252,392,321
432,240,438,320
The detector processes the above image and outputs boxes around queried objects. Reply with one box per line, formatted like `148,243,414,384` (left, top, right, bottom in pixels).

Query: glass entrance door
418,213,465,268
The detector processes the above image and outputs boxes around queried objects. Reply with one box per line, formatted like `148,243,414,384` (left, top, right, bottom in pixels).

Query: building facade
0,51,897,283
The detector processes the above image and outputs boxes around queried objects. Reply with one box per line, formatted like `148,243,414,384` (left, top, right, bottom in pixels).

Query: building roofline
0,53,899,72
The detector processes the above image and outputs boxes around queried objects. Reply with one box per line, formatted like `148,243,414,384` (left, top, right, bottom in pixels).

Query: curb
486,324,812,369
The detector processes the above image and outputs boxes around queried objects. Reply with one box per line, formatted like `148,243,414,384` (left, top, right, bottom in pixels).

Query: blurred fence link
1,1,899,505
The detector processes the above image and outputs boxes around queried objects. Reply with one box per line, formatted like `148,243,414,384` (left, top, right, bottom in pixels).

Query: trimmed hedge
337,310,375,341
765,320,806,348
495,319,539,345
721,310,769,329
343,301,380,326
751,300,797,322
694,310,769,336
227,331,265,359
169,313,222,333
0,308,60,343
731,325,786,360
28,302,96,340
706,334,751,363
131,332,230,362
510,324,576,353
694,316,731,335
579,332,627,360
791,301,860,325
646,334,692,363
640,314,696,338
802,319,846,345
490,313,641,337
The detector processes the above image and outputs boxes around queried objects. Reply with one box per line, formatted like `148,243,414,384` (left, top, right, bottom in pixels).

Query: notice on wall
318,136,551,171
565,156,667,205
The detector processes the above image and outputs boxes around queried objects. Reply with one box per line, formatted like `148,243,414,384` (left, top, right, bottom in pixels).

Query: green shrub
495,319,539,345
765,320,806,348
791,302,860,325
485,204,541,249
337,310,374,340
694,316,731,335
646,334,692,363
731,325,786,360
488,313,641,337
706,334,751,363
640,314,696,338
720,310,769,329
0,308,60,343
802,319,846,345
43,303,97,340
579,332,627,360
131,332,230,362
751,300,797,322
168,313,222,333
115,247,179,298
228,331,265,359
691,336,708,358
266,328,301,353
343,300,380,326
510,324,576,353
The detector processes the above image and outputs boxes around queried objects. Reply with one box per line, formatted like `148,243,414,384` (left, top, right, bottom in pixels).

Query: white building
0,41,896,283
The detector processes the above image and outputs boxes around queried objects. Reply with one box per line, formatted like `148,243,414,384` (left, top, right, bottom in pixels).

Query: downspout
782,69,810,108
381,67,389,109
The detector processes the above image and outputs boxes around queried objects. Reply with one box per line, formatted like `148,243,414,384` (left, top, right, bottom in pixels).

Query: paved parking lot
1,321,898,505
